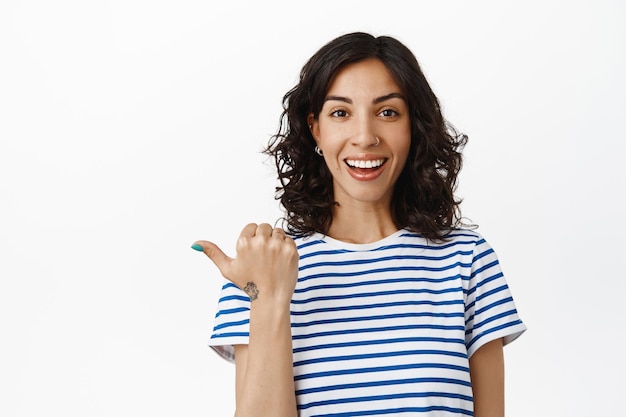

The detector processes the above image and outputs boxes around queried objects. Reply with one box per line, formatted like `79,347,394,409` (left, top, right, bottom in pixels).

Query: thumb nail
191,243,203,252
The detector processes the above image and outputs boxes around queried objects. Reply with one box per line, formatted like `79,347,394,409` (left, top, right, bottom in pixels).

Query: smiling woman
193,32,526,417
307,59,411,224
267,33,469,243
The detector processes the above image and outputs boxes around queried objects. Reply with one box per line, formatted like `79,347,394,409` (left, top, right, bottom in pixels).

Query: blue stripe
299,248,354,260
443,231,481,239
295,274,464,294
290,299,464,316
298,232,456,255
293,336,465,354
474,296,514,317
466,271,504,298
291,311,464,328
466,320,524,350
299,252,472,271
465,273,506,307
299,248,356,259
472,246,493,263
217,294,249,303
299,391,473,411
214,306,249,318
475,283,509,303
297,264,471,283
292,323,465,341
212,318,249,331
465,294,512,317
293,349,468,367
474,237,486,246
307,405,473,416
470,259,499,279
396,230,479,241
476,272,504,290
465,297,516,333
296,376,472,396
210,332,249,339
296,362,469,381
296,239,328,251
373,240,476,252
291,286,463,305
466,309,518,334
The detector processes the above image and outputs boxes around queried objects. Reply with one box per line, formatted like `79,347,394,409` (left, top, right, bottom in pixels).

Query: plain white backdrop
1,0,624,415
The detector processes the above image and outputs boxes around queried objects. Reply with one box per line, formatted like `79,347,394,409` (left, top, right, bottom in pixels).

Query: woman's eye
331,109,348,118
380,109,398,117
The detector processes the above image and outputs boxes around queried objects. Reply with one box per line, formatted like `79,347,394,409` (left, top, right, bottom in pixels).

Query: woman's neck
326,201,399,244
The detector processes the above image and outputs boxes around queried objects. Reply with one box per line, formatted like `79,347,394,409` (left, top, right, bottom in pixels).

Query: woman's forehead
325,59,402,100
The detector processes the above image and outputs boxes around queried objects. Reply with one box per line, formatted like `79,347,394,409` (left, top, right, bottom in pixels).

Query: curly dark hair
264,32,469,241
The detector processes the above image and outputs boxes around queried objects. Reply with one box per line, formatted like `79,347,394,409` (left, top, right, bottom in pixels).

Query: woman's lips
345,158,386,169
344,158,387,181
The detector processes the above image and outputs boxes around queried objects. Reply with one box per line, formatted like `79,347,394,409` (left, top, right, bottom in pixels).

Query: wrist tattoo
243,281,259,301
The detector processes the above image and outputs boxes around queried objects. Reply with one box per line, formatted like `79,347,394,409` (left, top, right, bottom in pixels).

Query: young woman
192,32,526,417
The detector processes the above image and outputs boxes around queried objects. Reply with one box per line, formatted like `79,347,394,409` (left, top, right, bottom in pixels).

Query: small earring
374,137,380,146
315,146,323,156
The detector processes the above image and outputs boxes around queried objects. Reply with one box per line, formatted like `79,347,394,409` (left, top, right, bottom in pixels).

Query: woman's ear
307,113,318,141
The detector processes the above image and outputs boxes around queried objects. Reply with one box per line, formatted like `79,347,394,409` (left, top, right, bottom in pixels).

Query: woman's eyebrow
323,92,405,105
324,95,352,104
373,92,405,104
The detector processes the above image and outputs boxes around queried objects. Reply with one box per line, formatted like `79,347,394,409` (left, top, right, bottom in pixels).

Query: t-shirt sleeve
207,280,251,363
464,235,526,358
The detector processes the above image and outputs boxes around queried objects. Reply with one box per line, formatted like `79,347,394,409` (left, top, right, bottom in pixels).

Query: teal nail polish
191,243,203,252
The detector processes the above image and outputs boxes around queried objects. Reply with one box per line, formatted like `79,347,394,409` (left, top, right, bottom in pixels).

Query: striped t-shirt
208,229,526,416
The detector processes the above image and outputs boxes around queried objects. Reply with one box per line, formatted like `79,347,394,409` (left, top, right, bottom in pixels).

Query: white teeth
346,159,384,169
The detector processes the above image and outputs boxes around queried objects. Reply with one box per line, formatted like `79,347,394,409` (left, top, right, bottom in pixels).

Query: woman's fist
193,223,299,304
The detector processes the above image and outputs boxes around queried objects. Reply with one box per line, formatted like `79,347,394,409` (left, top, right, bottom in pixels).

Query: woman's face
309,58,411,210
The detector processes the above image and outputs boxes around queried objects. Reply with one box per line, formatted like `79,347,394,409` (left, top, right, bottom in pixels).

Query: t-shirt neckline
307,228,410,251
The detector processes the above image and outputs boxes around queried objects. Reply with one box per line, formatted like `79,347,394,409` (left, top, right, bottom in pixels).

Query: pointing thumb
191,240,233,277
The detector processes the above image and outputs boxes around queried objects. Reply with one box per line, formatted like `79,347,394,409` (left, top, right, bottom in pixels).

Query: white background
1,1,624,415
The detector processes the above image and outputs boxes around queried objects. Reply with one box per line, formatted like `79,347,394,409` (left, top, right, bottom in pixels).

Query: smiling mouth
345,158,387,169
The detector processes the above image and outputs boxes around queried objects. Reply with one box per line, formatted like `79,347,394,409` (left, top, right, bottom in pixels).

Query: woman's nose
351,117,379,148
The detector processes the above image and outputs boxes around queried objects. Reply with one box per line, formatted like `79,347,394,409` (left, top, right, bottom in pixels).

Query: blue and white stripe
209,229,526,416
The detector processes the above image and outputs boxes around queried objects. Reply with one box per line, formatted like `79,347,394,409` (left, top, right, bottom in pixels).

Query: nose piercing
374,137,380,146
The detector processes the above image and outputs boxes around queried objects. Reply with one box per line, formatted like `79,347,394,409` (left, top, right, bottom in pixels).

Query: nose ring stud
374,137,380,146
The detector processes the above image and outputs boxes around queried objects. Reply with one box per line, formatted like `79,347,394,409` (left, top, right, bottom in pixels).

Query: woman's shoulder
441,228,485,242
398,227,486,246
289,228,486,252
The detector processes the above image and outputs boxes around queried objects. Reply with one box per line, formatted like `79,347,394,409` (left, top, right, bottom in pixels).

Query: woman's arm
195,223,299,417
469,338,505,417
233,298,297,416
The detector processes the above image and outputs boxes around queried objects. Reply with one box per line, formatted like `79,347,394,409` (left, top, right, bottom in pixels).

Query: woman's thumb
191,240,233,276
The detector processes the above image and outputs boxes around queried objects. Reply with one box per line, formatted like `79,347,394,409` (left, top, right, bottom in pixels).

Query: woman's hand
193,223,299,304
